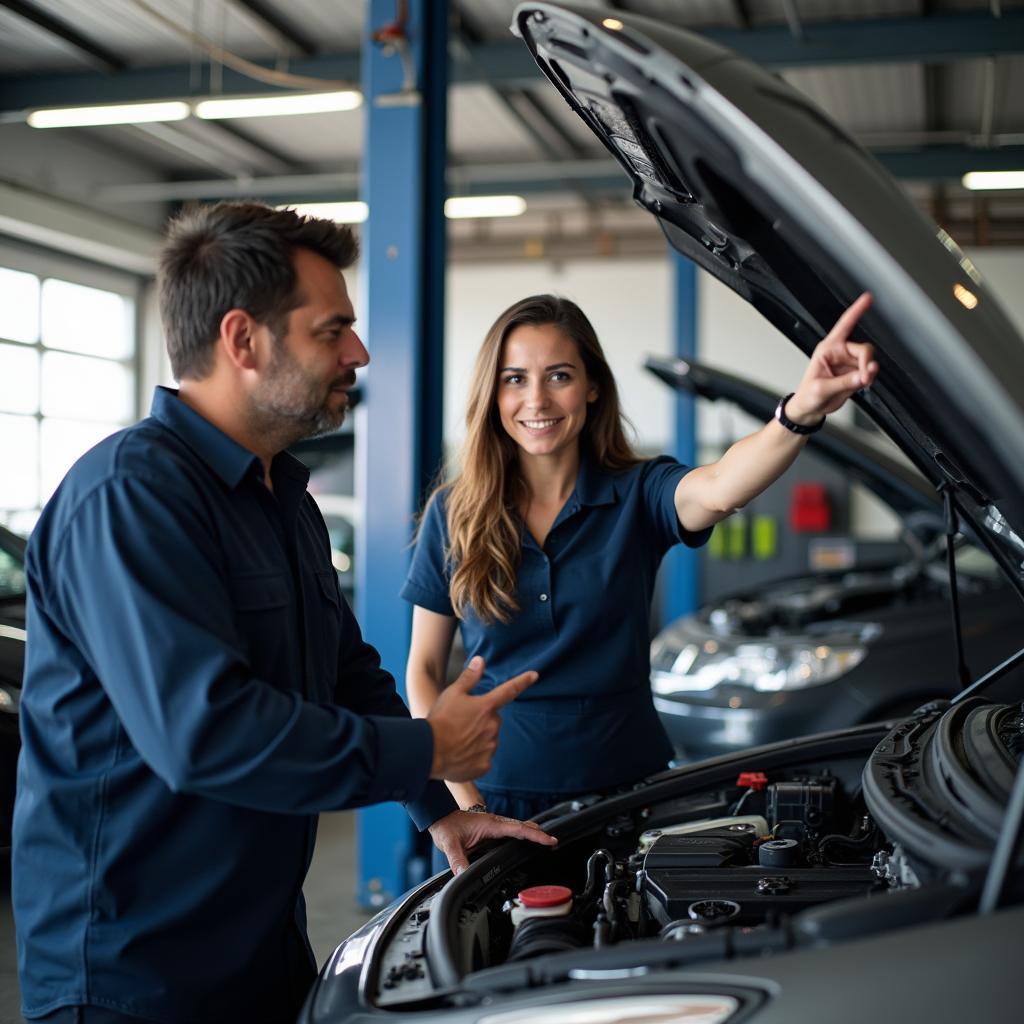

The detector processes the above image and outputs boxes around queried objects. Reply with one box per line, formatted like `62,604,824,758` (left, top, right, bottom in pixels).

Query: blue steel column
356,0,447,908
663,254,700,624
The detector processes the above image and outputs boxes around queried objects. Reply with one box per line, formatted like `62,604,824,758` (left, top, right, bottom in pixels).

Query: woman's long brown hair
430,295,641,624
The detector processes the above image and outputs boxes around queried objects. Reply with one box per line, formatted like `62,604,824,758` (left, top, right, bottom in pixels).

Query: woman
402,292,876,833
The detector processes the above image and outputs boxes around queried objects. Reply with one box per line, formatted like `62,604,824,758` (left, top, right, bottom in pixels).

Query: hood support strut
939,482,972,690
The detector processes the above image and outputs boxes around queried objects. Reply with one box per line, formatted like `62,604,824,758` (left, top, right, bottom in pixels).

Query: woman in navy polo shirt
402,292,875,844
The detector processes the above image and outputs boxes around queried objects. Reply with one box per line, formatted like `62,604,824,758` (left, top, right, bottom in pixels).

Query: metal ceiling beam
451,0,592,206
2,12,1023,114
0,0,127,74
730,2,752,31
0,54,360,115
227,0,318,57
122,118,297,177
93,144,1024,204
451,1,581,161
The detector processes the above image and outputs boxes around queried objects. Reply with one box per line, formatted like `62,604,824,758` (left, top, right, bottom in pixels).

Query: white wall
445,259,675,453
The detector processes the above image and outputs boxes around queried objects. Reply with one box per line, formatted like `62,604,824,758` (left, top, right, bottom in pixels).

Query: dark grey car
0,523,27,855
644,358,1023,760
299,5,1024,1021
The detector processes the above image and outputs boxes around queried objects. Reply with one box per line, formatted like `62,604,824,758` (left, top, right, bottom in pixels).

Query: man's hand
428,809,557,875
427,656,538,782
786,292,879,425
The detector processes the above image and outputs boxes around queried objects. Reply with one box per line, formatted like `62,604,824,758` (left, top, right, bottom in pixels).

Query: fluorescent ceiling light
195,91,362,120
962,170,1024,191
279,196,528,225
278,202,369,224
444,195,527,219
28,101,190,129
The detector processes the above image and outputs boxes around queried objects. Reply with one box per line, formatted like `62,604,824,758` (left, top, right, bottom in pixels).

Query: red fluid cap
736,771,768,791
518,885,573,908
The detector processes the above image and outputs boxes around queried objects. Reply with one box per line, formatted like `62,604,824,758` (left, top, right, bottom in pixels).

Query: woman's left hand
785,292,879,425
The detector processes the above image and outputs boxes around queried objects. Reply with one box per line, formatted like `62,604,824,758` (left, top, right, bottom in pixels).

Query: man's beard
249,341,355,448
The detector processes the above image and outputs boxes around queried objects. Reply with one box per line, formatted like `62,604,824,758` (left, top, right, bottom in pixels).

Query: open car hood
513,3,1024,601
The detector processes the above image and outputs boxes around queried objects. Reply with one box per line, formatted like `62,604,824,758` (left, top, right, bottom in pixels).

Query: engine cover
641,828,875,927
643,865,877,926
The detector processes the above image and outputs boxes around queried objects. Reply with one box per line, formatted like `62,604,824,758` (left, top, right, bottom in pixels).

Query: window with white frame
0,251,139,536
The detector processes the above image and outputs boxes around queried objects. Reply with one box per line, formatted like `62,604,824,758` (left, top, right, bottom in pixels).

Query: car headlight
651,622,878,695
0,681,20,714
478,994,740,1024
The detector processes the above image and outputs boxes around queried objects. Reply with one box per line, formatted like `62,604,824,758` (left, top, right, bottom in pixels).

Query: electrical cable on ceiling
126,0,356,92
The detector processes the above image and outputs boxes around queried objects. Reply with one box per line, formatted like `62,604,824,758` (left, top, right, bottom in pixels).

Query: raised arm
674,292,877,534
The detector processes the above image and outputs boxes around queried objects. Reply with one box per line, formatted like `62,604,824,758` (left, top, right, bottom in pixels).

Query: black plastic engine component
759,838,800,868
688,899,741,924
768,776,837,835
643,823,759,869
506,915,589,961
643,865,875,926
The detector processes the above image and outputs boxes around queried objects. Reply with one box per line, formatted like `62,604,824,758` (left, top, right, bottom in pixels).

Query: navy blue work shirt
13,387,455,1024
401,454,710,796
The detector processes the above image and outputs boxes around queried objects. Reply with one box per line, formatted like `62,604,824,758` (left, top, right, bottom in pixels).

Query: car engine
489,771,893,967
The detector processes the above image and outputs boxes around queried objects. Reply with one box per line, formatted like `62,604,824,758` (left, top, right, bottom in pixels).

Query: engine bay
363,700,1022,1009
485,771,889,968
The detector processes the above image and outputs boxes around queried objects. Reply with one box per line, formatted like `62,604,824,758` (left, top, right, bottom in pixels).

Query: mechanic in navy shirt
402,292,877,852
13,203,555,1024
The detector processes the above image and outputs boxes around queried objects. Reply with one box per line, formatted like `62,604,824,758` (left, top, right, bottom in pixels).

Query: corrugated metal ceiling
0,0,1020,231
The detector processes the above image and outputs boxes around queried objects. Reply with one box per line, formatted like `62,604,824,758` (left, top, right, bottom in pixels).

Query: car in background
0,523,27,856
298,5,1024,1021
645,357,1023,761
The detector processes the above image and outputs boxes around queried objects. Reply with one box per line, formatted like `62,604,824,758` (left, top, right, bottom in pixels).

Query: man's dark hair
158,201,359,380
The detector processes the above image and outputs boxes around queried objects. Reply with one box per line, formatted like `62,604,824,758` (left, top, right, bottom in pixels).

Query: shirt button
539,593,548,602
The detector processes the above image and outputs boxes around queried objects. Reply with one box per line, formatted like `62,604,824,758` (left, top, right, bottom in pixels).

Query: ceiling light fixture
195,91,362,120
444,195,527,219
279,195,528,224
602,18,624,30
953,283,979,310
278,202,369,224
27,101,190,129
961,170,1024,191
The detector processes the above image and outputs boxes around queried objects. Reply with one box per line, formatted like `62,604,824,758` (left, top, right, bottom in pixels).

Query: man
12,202,555,1024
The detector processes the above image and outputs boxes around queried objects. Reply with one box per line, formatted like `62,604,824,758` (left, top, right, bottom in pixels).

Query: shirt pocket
311,570,343,701
227,570,292,685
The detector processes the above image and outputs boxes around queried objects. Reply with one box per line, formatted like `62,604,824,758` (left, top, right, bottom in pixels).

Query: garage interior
1,1,1023,1020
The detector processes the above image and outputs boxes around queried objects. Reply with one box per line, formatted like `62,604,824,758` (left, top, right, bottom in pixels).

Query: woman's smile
518,416,565,435
497,323,597,458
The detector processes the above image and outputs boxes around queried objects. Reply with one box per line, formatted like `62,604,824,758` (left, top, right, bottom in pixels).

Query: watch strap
775,392,825,435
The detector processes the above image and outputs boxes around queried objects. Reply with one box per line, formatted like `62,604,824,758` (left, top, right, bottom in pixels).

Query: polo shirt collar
149,386,309,490
574,449,619,508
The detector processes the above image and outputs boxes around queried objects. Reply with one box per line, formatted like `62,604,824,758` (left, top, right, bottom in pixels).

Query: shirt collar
149,386,310,491
574,449,619,508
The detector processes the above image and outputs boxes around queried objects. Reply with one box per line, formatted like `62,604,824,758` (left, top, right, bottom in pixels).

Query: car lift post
355,0,447,909
664,254,701,623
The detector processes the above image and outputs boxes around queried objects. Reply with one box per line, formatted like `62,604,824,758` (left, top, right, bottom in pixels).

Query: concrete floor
0,811,372,1023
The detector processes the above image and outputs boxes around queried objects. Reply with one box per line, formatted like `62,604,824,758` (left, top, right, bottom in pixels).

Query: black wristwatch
774,392,825,435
